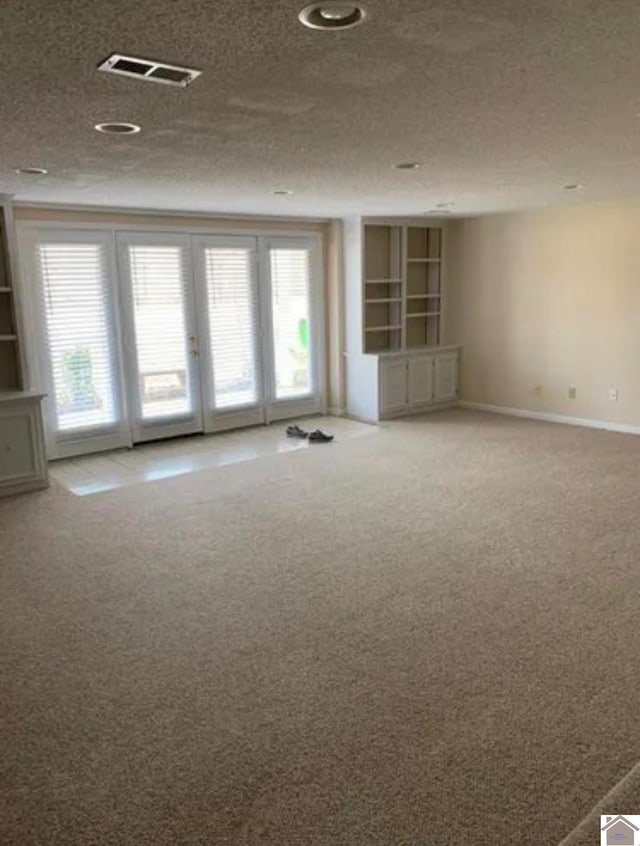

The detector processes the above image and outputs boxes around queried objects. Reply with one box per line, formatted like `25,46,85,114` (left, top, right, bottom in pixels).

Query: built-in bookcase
0,199,22,389
363,225,403,352
361,222,443,353
405,225,441,348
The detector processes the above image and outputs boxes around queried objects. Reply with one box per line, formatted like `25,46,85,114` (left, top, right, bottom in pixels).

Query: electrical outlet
568,386,576,399
609,388,619,402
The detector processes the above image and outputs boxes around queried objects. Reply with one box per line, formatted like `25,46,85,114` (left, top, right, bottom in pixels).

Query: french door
27,227,324,458
262,237,320,419
29,230,130,458
117,233,202,442
193,235,265,431
193,235,323,431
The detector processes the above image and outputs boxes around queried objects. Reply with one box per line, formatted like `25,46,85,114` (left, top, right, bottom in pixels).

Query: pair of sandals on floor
286,424,334,443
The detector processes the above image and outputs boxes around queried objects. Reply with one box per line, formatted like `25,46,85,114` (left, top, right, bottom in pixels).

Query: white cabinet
434,352,458,402
346,346,459,422
407,354,434,407
381,358,409,414
0,392,48,497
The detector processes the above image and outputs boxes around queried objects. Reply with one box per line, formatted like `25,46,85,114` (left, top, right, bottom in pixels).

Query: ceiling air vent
97,54,201,88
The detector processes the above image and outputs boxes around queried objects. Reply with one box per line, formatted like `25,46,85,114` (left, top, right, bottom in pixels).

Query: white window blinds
204,246,260,410
127,245,193,420
38,240,120,433
270,247,312,399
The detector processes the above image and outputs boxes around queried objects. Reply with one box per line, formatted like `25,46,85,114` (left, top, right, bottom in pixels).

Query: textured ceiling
2,0,640,217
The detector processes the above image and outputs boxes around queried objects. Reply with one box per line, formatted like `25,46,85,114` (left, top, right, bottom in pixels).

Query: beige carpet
2,409,640,845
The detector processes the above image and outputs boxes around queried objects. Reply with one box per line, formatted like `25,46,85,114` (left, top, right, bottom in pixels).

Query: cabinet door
408,355,434,406
380,358,408,413
434,352,458,402
0,400,48,496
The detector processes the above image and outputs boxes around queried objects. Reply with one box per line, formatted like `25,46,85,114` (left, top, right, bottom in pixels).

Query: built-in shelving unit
343,215,457,422
0,195,49,496
404,225,441,349
0,197,24,390
362,224,403,353
357,221,443,353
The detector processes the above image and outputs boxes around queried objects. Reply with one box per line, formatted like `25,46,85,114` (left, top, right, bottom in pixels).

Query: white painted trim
380,400,457,420
345,344,460,359
458,401,640,436
50,432,132,460
327,406,346,417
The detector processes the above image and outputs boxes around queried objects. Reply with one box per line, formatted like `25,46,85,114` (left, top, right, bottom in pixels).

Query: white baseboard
458,400,640,436
327,407,347,417
381,400,458,421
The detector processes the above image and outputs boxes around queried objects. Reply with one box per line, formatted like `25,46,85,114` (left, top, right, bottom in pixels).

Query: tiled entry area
49,417,377,496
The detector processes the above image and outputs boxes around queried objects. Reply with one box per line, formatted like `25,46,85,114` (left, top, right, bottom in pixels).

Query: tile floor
49,416,378,496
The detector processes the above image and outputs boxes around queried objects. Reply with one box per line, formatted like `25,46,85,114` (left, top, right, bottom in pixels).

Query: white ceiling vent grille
98,54,201,88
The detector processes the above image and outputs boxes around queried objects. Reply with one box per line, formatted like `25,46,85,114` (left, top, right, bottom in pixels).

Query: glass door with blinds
262,237,323,421
116,233,202,442
193,234,323,429
25,227,325,457
192,235,264,431
29,229,130,458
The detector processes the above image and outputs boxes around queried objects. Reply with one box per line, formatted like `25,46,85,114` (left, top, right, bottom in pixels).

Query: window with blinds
270,247,312,399
38,240,120,433
127,245,193,420
204,246,260,410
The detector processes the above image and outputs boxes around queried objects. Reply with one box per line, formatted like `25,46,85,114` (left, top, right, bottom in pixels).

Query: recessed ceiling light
298,2,367,30
14,166,48,175
394,162,422,170
272,189,294,195
94,122,141,135
563,183,584,190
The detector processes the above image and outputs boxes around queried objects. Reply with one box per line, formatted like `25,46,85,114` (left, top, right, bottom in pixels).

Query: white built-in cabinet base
0,392,49,497
345,346,460,422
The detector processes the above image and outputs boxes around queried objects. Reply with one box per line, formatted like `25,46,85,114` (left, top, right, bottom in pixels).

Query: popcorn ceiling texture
2,0,640,216
2,409,640,844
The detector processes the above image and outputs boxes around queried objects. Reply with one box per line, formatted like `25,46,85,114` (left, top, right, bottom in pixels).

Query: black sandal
308,429,334,443
286,424,308,438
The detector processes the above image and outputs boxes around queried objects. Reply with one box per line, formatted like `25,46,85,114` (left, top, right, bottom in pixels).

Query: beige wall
446,198,640,426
